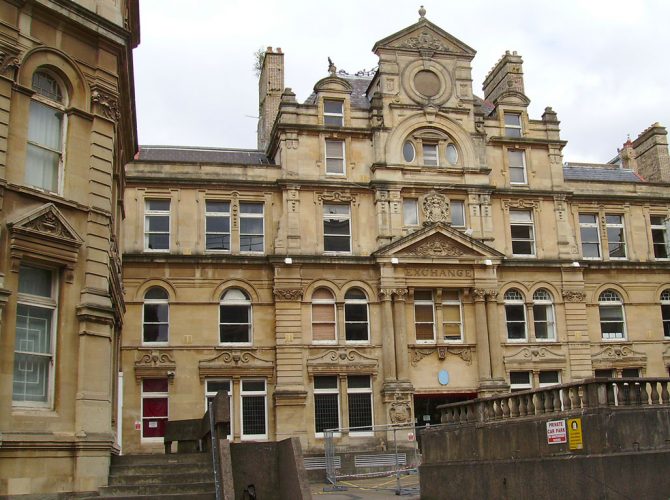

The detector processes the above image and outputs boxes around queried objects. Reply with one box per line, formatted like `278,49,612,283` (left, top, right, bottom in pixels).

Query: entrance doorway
413,393,476,427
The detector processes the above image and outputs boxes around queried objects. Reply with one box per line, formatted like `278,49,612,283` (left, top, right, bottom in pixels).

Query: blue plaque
438,370,449,385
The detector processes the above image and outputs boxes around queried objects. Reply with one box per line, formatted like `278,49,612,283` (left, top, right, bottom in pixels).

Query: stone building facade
121,12,670,456
0,0,138,495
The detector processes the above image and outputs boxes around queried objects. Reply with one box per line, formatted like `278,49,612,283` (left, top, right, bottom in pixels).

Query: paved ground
310,473,420,499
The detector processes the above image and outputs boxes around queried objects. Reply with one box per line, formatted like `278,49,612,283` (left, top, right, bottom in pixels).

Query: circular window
446,144,459,165
403,141,416,162
414,70,441,97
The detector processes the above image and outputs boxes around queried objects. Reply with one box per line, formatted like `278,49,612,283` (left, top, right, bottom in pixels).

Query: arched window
504,289,527,341
219,288,252,344
143,287,169,343
533,289,555,340
661,289,670,338
26,70,66,193
344,288,368,342
312,288,336,343
599,290,626,340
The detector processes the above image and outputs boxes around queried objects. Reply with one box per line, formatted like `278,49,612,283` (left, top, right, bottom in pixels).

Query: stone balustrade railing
437,378,670,425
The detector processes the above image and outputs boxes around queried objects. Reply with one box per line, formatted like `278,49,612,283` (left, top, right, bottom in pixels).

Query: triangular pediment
373,18,476,58
373,223,503,261
8,203,83,246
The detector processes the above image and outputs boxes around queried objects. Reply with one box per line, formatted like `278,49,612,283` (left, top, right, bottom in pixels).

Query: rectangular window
605,214,626,259
442,290,463,342
579,214,601,259
422,144,439,166
324,100,343,126
325,140,345,175
403,199,419,226
414,290,435,343
323,204,351,253
533,301,555,341
145,199,170,251
504,113,522,137
142,378,168,439
348,375,373,434
450,200,465,227
510,210,535,256
26,100,63,193
205,201,231,251
12,266,57,406
312,290,337,343
205,379,232,439
538,371,561,387
594,369,615,378
510,371,532,392
240,379,267,440
508,150,527,184
621,368,640,378
314,376,340,435
239,202,264,253
651,216,669,259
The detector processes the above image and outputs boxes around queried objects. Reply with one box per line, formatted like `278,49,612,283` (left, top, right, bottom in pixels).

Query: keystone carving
273,288,303,301
91,89,120,121
562,289,585,302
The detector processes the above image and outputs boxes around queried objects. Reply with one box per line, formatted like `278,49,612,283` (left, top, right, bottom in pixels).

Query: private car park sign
546,420,567,444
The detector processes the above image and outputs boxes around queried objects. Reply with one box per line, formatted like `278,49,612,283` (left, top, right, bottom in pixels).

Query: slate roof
473,95,495,117
136,146,272,165
563,162,645,183
303,73,372,109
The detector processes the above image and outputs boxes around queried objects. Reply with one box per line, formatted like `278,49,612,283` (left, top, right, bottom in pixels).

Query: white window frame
313,375,341,438
661,289,670,339
240,379,267,440
422,143,439,167
141,378,169,442
442,290,463,342
403,198,419,226
219,289,252,345
504,113,522,137
239,202,264,254
510,209,535,257
323,99,344,127
205,379,233,439
347,375,373,437
311,288,337,344
509,371,532,392
579,213,601,259
205,200,231,252
323,203,351,254
650,215,670,260
605,214,627,260
142,287,169,345
450,200,465,227
144,199,171,252
538,371,561,388
532,289,556,341
344,289,369,344
12,265,57,408
504,289,527,342
325,139,345,175
26,70,66,194
414,290,436,344
599,290,627,340
508,149,527,185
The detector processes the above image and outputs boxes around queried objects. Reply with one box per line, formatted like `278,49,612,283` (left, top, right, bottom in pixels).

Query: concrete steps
90,452,216,499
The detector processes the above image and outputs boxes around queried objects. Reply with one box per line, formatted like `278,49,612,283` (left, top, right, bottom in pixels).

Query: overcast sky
133,0,670,163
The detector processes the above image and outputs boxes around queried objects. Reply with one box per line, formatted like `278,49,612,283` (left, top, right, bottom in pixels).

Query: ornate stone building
0,0,138,495
121,10,670,456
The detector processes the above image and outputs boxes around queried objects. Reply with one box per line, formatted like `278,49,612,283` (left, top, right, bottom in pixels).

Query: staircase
92,452,216,499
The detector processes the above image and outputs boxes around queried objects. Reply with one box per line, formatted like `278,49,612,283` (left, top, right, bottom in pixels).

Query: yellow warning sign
568,418,583,450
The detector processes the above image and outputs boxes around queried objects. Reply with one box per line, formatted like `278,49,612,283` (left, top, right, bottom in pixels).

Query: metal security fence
323,424,422,495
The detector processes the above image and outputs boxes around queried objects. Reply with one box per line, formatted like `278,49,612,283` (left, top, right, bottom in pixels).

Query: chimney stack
257,47,284,151
482,50,527,106
632,123,670,182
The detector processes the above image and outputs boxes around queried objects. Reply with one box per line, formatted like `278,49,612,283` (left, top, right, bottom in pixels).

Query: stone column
392,289,409,381
379,289,397,381
472,288,492,380
525,301,535,341
485,290,505,379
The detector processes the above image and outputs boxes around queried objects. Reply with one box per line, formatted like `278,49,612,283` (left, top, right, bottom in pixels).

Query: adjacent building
120,10,670,457
0,0,138,495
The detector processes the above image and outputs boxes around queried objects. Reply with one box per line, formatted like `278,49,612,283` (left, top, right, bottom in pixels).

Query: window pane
403,199,418,225
147,200,170,211
508,150,524,168
312,323,335,341
143,323,168,343
147,234,169,250
505,305,525,322
403,141,415,162
13,353,49,402
415,304,434,322
314,376,338,390
539,371,559,384
206,201,230,213
348,392,372,430
29,101,62,150
423,144,438,166
220,324,250,343
345,323,368,341
450,201,465,227
240,218,263,234
324,235,350,252
415,323,434,340
240,235,264,252
143,378,169,392
242,380,265,392
18,266,52,297
206,217,230,233
345,303,367,321
26,144,59,191
326,140,344,157
348,376,371,389
315,393,339,433
312,303,335,322
242,395,266,435
146,215,169,232
206,234,230,250
324,100,343,114
510,371,530,385
510,167,526,183
15,304,52,353
221,305,249,323
240,203,263,214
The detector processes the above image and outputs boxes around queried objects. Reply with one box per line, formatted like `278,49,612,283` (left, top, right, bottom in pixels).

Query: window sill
240,435,268,442
219,342,253,347
144,249,170,253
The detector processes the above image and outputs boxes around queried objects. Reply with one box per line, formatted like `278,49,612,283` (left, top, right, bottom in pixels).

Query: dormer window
403,129,461,168
324,99,343,126
504,113,522,137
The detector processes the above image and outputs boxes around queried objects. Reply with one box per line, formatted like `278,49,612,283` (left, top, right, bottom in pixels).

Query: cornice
487,136,568,148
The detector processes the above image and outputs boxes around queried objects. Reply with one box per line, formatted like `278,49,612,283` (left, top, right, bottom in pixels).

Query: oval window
403,141,416,162
446,144,459,164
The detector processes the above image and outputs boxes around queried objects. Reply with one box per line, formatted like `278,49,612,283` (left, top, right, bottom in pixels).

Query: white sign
148,421,158,428
546,419,567,444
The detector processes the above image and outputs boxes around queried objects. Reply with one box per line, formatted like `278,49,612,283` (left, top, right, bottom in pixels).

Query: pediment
373,18,476,58
9,203,83,246
307,348,378,375
591,344,647,366
313,75,353,94
134,350,176,383
374,223,503,261
494,91,531,107
504,347,566,366
199,349,274,380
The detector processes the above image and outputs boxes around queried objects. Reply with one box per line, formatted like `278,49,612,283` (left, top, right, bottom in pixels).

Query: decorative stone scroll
199,349,274,380
134,350,176,383
592,345,646,364
562,289,585,302
318,191,356,203
502,198,540,210
504,347,566,365
273,288,303,301
307,348,378,375
0,48,20,78
410,345,474,366
91,88,120,122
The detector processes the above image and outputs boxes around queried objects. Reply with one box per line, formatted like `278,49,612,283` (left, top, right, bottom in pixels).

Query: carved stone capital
562,289,585,302
486,289,499,300
472,288,487,301
0,49,21,79
393,288,408,301
378,288,394,301
91,88,120,122
273,288,303,301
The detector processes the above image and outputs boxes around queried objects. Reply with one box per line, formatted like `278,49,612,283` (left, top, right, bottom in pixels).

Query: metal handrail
208,401,223,500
